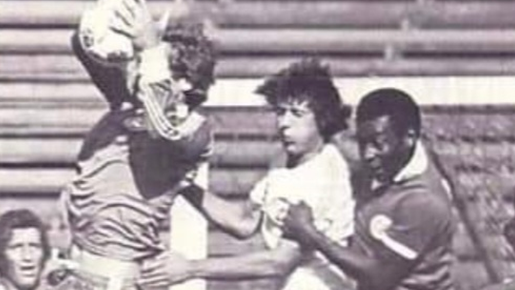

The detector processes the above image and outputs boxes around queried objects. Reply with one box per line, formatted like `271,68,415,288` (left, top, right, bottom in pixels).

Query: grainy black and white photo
1,1,515,290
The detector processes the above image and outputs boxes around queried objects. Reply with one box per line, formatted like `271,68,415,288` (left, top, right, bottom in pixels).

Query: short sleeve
249,175,269,207
179,114,213,162
248,175,286,249
375,193,452,261
317,161,355,246
191,161,209,190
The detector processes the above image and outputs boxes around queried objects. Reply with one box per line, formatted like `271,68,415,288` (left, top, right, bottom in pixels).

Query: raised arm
71,31,134,109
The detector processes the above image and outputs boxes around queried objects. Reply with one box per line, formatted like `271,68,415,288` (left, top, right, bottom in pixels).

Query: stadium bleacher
2,1,515,289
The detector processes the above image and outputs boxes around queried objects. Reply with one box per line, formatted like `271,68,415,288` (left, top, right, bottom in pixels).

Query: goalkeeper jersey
62,32,212,261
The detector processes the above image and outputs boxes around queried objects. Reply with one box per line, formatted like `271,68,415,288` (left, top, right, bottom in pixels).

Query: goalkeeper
55,1,250,290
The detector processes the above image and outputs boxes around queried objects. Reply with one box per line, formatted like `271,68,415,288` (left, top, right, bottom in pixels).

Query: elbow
229,218,259,240
230,229,254,240
211,210,260,240
231,208,261,240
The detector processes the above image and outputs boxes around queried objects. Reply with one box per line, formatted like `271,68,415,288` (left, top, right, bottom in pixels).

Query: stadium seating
2,1,515,289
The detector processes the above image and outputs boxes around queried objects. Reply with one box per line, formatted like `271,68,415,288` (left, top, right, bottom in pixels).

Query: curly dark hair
255,58,351,141
0,209,50,276
356,88,421,137
162,19,217,109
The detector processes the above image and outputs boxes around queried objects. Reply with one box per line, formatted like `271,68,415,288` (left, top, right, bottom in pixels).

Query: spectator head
0,209,50,290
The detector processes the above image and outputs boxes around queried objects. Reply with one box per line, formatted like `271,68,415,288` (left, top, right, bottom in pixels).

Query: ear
403,128,417,148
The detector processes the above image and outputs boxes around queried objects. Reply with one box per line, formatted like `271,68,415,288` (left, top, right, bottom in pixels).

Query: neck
387,144,417,184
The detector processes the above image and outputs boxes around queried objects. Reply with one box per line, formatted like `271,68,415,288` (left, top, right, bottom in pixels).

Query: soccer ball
78,5,134,66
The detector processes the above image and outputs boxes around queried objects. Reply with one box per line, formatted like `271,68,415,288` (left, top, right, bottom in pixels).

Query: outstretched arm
138,238,303,288
181,184,261,239
189,238,302,280
288,217,411,290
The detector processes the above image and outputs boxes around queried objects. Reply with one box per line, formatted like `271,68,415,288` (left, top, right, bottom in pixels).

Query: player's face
357,115,412,183
3,228,45,290
274,99,324,164
165,42,208,111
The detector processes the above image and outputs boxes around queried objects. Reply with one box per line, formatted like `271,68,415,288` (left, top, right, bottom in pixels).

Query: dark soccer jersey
65,32,213,262
351,151,455,290
62,109,212,261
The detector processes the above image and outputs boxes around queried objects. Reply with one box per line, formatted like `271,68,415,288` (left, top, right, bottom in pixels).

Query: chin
13,273,40,290
14,280,38,290
285,148,302,159
282,144,294,154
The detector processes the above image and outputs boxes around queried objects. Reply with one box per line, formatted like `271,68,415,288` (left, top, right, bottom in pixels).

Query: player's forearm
183,186,260,239
188,250,297,280
302,226,392,290
205,196,260,239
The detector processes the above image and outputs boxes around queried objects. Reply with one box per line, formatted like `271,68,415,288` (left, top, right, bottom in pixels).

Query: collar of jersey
371,140,428,190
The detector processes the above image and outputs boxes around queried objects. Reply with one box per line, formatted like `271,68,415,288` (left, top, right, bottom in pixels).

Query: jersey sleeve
190,161,209,191
317,161,355,246
320,170,355,245
172,117,214,188
375,192,453,261
136,44,196,141
249,175,269,208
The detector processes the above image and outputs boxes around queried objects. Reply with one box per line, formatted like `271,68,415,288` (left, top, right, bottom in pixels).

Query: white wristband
139,44,171,82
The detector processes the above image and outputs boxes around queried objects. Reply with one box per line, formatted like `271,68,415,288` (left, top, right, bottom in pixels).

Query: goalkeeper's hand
109,0,168,51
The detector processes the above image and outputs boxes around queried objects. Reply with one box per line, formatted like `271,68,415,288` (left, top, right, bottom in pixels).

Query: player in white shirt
138,58,356,290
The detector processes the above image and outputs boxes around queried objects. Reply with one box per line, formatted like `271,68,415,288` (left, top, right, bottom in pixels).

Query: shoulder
249,170,273,203
318,144,351,176
394,183,454,228
188,113,213,148
170,112,213,160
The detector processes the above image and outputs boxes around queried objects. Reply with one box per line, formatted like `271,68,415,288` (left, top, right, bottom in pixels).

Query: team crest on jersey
369,214,418,260
369,214,393,240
